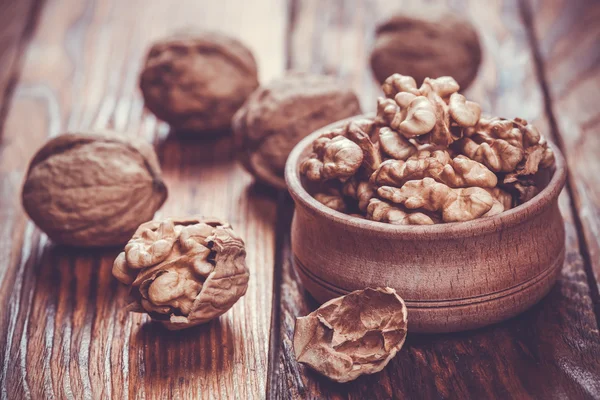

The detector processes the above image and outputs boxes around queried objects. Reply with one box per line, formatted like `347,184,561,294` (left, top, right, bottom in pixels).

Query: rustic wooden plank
0,0,40,127
525,0,600,310
270,0,600,398
0,0,286,398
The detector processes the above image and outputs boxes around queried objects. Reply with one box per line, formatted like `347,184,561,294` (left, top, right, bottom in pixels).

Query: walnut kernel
233,73,361,189
113,217,248,330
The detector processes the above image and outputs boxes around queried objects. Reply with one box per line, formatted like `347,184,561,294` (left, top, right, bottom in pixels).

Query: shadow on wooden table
155,129,236,168
134,318,234,378
292,278,600,398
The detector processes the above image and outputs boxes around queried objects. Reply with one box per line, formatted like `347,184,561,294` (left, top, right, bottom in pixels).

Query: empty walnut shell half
112,217,249,330
140,31,259,134
233,73,361,189
293,287,408,383
21,132,168,247
370,10,481,89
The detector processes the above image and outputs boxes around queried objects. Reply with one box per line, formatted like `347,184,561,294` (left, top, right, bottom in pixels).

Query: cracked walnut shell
140,31,259,133
21,132,168,247
113,217,248,330
233,74,361,189
293,287,408,382
370,10,481,89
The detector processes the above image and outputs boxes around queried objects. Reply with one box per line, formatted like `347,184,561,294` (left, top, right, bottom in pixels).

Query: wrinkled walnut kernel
113,216,248,330
233,73,361,189
378,178,494,222
314,189,347,213
293,287,408,383
367,198,434,225
299,73,556,224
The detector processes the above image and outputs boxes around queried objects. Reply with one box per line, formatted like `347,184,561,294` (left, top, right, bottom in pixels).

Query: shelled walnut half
113,217,248,330
299,73,556,225
294,287,408,383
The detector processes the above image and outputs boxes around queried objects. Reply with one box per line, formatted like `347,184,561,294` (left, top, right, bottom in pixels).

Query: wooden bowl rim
285,114,567,239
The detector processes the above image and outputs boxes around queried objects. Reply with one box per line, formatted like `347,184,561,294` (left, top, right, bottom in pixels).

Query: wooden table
1,0,598,398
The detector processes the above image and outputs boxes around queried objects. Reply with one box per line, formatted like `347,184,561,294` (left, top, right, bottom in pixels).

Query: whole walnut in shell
21,132,168,247
370,10,481,89
294,287,408,383
140,31,259,134
112,217,248,330
233,74,361,189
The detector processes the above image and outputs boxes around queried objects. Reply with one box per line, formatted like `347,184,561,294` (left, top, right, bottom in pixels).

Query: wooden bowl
285,116,567,333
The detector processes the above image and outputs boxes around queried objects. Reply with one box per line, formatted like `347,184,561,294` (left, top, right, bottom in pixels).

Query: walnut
379,127,417,160
376,75,472,147
345,120,382,175
21,132,168,247
439,155,497,188
486,187,514,210
378,178,494,222
314,189,347,213
396,95,437,137
300,74,555,224
370,150,495,189
367,198,434,225
370,150,451,187
369,10,481,89
381,73,419,97
300,134,364,182
139,31,259,134
454,137,524,173
458,117,555,177
343,178,377,212
232,73,361,189
112,217,248,330
448,93,481,127
293,287,408,383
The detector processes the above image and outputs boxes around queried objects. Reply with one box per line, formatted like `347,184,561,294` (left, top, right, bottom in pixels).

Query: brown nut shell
233,73,361,189
21,132,168,247
370,11,481,89
113,216,249,330
140,31,259,133
293,287,408,383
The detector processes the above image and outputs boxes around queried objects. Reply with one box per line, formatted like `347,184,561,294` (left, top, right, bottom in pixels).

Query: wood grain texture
0,0,40,126
0,0,286,398
270,0,600,398
526,0,600,307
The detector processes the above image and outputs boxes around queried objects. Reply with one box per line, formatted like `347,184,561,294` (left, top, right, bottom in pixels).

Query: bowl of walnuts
285,74,566,333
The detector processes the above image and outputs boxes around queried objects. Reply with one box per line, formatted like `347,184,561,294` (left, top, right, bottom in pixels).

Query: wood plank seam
519,0,600,332
267,1,296,397
266,193,293,400
0,0,45,136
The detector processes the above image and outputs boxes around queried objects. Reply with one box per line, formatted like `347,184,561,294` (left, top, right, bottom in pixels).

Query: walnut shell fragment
233,73,361,189
112,216,248,330
370,10,481,89
293,287,408,383
21,132,168,247
140,31,259,134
